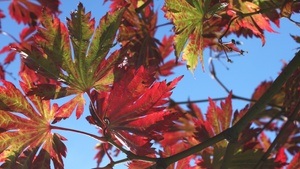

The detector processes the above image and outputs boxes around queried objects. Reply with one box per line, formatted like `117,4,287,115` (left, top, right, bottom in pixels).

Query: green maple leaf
23,3,124,93
165,0,204,72
0,71,67,169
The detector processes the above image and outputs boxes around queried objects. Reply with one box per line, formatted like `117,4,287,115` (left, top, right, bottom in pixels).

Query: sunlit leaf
165,0,205,72
23,3,124,93
8,0,60,25
229,0,276,45
91,67,183,155
0,70,67,169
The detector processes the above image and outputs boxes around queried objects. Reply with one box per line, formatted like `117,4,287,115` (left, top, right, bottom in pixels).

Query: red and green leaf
23,3,124,94
0,70,67,169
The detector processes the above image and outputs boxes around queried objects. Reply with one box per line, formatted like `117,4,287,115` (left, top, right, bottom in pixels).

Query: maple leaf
117,2,166,70
0,27,36,66
8,0,60,26
202,92,233,148
93,141,120,168
90,67,183,155
280,0,300,18
250,80,285,128
254,0,280,27
228,0,276,45
0,70,67,169
21,3,124,93
164,0,205,72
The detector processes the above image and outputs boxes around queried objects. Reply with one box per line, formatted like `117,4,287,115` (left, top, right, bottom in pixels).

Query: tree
0,0,299,168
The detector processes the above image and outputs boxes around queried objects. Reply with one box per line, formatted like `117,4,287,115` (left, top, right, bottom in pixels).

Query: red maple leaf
90,67,183,155
228,0,276,45
0,27,36,66
8,0,60,26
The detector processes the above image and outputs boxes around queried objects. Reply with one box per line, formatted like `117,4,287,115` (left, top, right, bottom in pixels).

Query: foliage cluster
0,0,300,168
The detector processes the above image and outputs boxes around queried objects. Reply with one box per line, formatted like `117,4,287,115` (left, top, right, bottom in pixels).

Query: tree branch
220,50,300,168
254,101,300,169
135,0,153,13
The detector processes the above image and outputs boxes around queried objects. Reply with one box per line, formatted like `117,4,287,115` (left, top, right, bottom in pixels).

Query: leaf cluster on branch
0,0,300,168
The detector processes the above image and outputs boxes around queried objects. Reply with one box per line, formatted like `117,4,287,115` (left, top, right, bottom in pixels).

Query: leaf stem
98,158,130,169
173,91,283,109
155,22,173,29
0,30,21,43
50,125,106,141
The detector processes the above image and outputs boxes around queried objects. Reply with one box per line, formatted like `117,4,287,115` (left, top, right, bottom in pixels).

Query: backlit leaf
117,2,164,69
206,93,233,135
23,3,124,94
0,27,36,66
91,67,183,155
0,70,67,169
165,0,204,72
8,0,59,25
55,93,85,120
229,0,276,45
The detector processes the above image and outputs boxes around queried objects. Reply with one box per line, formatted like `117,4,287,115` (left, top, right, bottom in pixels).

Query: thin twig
50,125,106,141
173,95,283,110
0,30,20,43
107,137,157,163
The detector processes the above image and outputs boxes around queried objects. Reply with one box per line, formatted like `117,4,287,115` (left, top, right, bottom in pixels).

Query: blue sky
0,1,300,169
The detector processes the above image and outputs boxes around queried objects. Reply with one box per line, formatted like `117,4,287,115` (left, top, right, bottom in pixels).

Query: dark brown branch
220,50,300,168
254,101,300,169
135,0,153,13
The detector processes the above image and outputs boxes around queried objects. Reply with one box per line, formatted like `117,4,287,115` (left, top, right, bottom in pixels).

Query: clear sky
0,1,299,169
